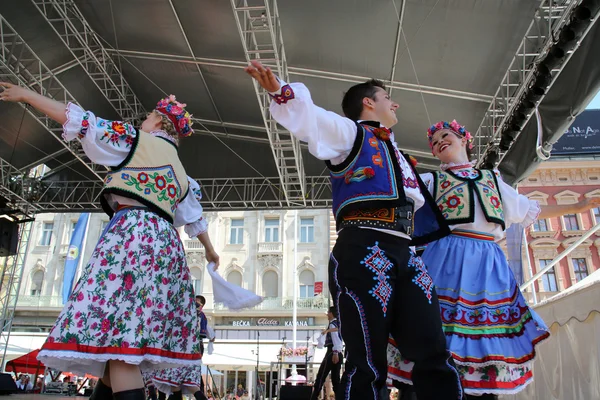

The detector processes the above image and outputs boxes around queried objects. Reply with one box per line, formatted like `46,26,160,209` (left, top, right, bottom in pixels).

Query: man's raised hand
244,60,281,93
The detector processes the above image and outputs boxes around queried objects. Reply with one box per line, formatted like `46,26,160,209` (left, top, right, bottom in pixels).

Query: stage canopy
1,0,600,215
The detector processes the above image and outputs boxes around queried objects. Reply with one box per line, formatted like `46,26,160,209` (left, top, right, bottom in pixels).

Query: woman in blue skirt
387,120,600,399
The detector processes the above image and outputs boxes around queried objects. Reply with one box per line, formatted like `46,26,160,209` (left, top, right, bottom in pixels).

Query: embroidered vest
326,123,408,231
325,318,340,348
101,130,189,224
433,169,505,229
199,311,208,339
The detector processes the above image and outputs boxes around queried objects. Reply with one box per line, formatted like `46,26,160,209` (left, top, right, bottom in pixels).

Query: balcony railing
17,295,64,308
213,296,327,311
184,240,204,250
257,242,283,254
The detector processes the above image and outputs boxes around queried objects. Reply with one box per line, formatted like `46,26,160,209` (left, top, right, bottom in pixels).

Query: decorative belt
451,229,494,241
339,200,414,235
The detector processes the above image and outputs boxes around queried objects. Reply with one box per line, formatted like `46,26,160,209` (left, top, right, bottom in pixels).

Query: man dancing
245,61,462,400
311,307,343,400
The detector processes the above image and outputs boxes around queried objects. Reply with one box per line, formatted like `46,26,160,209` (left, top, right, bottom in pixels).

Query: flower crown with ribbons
155,95,193,137
426,120,473,151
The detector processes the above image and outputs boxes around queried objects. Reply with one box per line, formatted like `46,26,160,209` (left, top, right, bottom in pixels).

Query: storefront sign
228,318,311,327
257,318,279,326
284,320,308,327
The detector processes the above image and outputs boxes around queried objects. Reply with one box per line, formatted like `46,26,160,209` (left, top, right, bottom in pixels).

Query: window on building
299,270,315,298
65,221,77,242
532,219,549,232
189,267,203,295
300,217,314,243
227,270,243,287
563,214,580,231
30,270,44,296
39,223,53,246
262,270,278,298
572,258,589,282
264,219,280,243
230,219,244,244
592,207,600,224
539,259,558,292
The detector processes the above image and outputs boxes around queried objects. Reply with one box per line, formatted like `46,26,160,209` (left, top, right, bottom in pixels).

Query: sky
586,90,600,110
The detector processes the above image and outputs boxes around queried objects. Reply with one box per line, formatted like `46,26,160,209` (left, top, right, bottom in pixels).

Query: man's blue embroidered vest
327,123,408,231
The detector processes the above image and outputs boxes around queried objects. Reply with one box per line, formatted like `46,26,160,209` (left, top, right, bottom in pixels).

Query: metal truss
474,0,600,166
34,176,332,212
107,48,493,103
0,221,33,367
231,0,307,207
0,157,40,218
32,0,145,121
0,14,104,181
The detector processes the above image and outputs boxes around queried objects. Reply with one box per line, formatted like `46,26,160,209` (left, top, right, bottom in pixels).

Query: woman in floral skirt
152,296,215,400
387,120,600,399
0,82,219,400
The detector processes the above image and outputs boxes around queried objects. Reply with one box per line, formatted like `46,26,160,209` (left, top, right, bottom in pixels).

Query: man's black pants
310,347,343,400
329,228,463,400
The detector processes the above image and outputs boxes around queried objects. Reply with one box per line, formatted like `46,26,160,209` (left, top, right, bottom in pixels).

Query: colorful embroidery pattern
360,242,393,315
79,112,91,139
346,289,378,398
403,176,418,189
97,118,137,148
387,340,535,395
475,170,505,221
270,84,295,104
118,166,182,212
408,254,433,303
344,167,376,184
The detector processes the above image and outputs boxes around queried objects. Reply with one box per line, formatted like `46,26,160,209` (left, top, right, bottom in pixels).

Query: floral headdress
155,95,194,137
426,120,473,152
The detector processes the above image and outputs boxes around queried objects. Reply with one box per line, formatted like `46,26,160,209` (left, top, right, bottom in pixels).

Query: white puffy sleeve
269,80,357,161
62,102,136,167
419,172,435,196
173,177,209,236
496,170,540,227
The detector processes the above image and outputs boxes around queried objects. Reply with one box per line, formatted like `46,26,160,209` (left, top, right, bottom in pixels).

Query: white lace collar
149,130,178,146
439,160,476,171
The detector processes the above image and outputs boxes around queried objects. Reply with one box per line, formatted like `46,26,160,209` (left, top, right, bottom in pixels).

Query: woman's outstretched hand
0,82,31,103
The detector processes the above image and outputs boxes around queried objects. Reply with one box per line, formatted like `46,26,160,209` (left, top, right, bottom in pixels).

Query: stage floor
3,396,80,400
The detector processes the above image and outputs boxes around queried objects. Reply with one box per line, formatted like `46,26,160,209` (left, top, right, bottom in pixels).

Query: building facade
518,159,600,302
9,208,333,395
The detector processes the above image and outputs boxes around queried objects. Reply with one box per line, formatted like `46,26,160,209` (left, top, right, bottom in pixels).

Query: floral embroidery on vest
120,167,182,212
434,169,505,227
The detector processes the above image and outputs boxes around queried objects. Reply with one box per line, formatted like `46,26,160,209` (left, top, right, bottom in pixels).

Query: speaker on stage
0,219,18,257
279,385,312,400
0,373,17,395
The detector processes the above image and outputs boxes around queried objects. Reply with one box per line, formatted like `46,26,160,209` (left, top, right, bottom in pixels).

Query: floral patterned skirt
153,365,203,395
37,208,201,378
387,231,550,395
